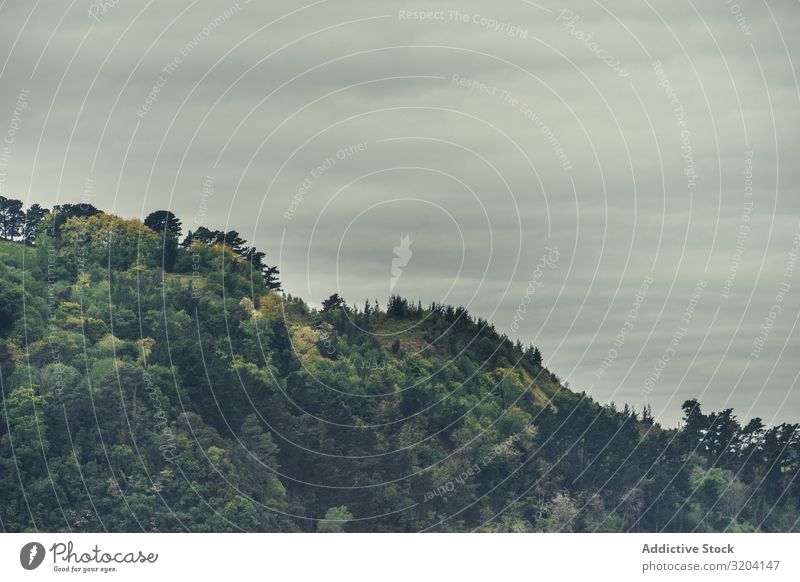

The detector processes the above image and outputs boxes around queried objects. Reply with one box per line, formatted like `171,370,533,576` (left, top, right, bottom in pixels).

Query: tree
241,414,279,467
144,210,182,270
219,230,247,254
641,404,655,427
180,229,195,247
318,505,352,532
387,294,409,318
693,468,729,520
45,203,101,241
185,228,246,254
740,417,765,463
60,213,160,272
761,423,800,504
0,196,24,240
321,293,345,312
182,226,221,247
143,210,182,238
681,399,708,452
57,203,101,218
0,277,22,334
270,317,299,376
244,248,282,291
23,203,48,245
0,386,50,472
706,408,741,466
263,265,281,291
542,492,577,532
238,414,286,502
181,224,282,291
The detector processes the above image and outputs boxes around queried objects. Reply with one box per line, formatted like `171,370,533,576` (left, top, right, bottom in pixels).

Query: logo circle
20,542,46,570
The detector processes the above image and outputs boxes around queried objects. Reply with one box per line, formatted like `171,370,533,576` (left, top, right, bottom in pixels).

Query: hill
0,201,798,532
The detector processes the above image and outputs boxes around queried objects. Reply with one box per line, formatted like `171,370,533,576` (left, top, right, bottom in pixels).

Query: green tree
60,213,160,272
143,210,182,238
144,210,182,270
23,203,48,245
0,277,22,334
321,293,345,312
0,196,24,240
318,505,353,532
44,203,101,241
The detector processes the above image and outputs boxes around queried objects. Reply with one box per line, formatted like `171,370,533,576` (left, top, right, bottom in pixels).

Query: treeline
0,202,798,533
0,196,280,290
309,292,800,532
0,196,48,244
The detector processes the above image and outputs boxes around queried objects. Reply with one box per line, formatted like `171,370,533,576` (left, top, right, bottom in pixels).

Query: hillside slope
0,207,798,532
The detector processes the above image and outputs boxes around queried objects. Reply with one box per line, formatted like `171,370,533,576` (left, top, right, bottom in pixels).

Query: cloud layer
1,0,798,424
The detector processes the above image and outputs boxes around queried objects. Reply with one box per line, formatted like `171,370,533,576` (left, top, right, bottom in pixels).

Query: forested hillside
0,198,798,532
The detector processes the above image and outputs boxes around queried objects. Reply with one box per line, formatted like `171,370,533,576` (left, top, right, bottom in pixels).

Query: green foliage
0,195,25,240
321,293,345,312
60,213,161,272
318,506,353,532
144,210,182,238
144,210,182,270
23,203,48,245
0,276,22,334
0,205,798,533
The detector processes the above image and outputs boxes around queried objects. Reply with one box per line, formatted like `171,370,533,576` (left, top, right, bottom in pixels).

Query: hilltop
0,200,798,532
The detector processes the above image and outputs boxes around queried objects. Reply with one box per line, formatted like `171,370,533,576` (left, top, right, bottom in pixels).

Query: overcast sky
0,0,798,425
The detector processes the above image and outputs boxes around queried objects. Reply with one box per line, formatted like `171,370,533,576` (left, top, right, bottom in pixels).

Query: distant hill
0,202,797,532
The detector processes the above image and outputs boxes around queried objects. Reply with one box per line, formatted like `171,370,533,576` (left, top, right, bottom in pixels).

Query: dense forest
0,196,798,532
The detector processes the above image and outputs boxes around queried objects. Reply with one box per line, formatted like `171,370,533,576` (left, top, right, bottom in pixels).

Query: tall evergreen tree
0,196,24,240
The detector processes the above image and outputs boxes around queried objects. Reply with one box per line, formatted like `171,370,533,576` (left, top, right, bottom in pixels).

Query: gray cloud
1,0,798,425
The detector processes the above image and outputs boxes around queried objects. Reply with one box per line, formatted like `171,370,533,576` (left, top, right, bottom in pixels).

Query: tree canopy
0,203,797,533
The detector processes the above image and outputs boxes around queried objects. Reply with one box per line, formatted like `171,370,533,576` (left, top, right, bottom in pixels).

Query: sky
0,0,798,425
